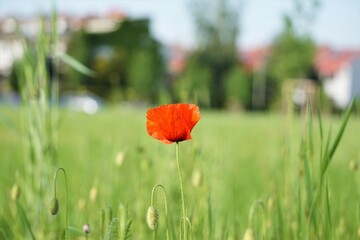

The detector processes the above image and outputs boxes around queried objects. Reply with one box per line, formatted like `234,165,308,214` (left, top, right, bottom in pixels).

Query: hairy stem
176,142,187,240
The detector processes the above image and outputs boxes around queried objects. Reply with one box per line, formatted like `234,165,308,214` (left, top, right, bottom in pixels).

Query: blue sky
0,0,359,50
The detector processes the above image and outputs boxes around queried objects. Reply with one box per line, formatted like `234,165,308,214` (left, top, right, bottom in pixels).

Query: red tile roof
315,46,360,76
241,46,271,72
242,45,360,76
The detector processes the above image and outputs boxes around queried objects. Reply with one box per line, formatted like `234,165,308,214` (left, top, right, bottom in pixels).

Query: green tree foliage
268,16,315,83
175,55,211,107
225,66,251,110
265,0,320,107
128,49,161,101
184,0,239,108
65,18,164,103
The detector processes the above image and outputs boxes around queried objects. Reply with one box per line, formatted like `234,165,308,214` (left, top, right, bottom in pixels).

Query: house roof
167,44,189,75
241,45,360,77
315,46,360,76
241,46,271,72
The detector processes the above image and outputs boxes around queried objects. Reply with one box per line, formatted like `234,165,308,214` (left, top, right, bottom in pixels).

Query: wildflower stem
151,184,170,240
53,167,69,239
176,142,187,240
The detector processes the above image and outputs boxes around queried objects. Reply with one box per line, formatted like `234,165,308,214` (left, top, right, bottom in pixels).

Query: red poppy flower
146,103,201,144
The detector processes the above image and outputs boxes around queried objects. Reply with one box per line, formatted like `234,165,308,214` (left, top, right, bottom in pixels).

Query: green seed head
115,151,125,167
89,187,98,202
191,170,202,187
349,160,358,171
50,198,59,215
242,228,255,240
10,184,20,201
146,205,159,230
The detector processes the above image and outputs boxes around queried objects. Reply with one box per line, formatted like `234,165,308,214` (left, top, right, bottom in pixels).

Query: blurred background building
0,0,359,111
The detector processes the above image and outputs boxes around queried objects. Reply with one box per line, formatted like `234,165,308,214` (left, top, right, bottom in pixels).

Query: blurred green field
1,106,360,239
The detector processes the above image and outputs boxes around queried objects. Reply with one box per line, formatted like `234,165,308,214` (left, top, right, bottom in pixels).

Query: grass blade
307,100,314,158
0,111,21,135
104,218,119,240
302,141,318,232
317,106,324,160
321,99,354,176
16,202,36,240
0,216,15,239
325,181,332,229
275,195,284,239
55,52,96,77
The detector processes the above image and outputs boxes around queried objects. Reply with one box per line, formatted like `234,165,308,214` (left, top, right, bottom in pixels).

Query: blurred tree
266,0,320,107
225,66,251,110
185,0,240,108
175,54,211,107
65,18,165,103
128,49,162,101
268,17,315,83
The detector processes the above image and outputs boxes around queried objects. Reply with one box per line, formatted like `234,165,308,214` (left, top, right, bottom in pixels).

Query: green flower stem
176,142,187,240
151,184,170,240
53,167,69,239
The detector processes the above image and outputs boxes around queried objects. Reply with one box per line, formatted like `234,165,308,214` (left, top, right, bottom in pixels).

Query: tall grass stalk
15,14,60,233
302,99,354,238
4,8,96,238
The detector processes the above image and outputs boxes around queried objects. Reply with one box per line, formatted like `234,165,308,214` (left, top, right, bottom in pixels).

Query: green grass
2,11,358,240
1,106,359,239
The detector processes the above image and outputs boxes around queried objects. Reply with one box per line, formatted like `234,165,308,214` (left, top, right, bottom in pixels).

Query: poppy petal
179,104,201,132
146,118,173,144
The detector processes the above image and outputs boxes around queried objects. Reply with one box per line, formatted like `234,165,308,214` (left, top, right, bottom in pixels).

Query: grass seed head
89,187,98,202
191,170,202,187
10,184,20,201
146,205,159,230
115,151,125,167
50,198,59,215
242,228,255,240
78,198,86,211
349,160,358,171
267,197,275,211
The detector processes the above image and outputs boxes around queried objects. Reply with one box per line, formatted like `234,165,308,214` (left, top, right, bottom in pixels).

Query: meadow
1,105,359,239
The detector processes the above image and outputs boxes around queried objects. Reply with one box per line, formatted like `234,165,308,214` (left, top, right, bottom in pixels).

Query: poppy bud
146,206,159,230
50,198,59,215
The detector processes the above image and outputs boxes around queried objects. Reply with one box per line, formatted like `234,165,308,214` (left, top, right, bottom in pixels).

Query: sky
0,0,359,50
